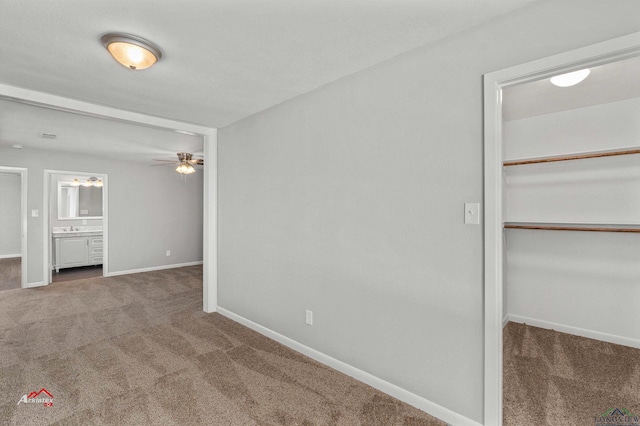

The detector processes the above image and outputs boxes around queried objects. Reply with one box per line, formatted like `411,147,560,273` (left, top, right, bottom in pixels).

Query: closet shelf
503,148,640,167
504,222,640,233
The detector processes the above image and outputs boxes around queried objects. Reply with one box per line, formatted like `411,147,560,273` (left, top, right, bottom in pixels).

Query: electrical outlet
166,250,171,257
305,310,313,325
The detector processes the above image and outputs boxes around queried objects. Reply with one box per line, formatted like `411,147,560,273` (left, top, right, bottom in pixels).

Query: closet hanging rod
504,223,640,233
503,148,640,167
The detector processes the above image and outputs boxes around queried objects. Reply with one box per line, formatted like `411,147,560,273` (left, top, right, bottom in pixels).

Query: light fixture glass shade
176,162,196,175
550,69,591,87
70,179,81,187
101,33,163,70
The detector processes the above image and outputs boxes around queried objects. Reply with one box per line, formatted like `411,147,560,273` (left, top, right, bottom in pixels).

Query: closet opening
483,32,640,425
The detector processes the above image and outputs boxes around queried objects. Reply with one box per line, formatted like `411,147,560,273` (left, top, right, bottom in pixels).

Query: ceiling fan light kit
101,32,163,70
153,152,203,175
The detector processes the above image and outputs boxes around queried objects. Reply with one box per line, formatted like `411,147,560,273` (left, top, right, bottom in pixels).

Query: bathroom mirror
58,181,103,220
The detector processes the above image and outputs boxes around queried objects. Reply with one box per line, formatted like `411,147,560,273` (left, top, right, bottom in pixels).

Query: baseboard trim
503,314,510,328
105,261,203,277
217,307,481,426
0,254,21,259
507,314,640,349
27,281,46,288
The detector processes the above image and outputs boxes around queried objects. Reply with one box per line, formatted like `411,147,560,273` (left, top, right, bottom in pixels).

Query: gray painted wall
217,1,640,422
0,147,203,283
0,173,21,256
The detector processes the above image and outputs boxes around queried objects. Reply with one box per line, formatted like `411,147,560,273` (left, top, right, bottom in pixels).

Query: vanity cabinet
53,233,103,272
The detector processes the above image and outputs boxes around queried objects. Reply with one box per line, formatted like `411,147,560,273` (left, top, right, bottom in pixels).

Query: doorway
0,167,27,290
483,32,640,424
44,170,108,285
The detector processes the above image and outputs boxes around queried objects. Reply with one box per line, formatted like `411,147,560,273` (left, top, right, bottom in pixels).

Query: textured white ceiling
0,0,535,128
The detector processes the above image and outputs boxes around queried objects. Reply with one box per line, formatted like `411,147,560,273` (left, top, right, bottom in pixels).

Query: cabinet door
59,237,89,267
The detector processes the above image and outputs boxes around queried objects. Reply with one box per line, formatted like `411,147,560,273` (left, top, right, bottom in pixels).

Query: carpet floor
0,266,444,426
0,258,21,292
503,321,640,425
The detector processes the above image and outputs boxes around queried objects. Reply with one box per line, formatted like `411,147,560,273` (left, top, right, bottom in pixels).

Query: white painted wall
0,147,203,283
0,173,21,257
217,1,640,423
505,229,640,346
504,98,640,161
504,98,640,347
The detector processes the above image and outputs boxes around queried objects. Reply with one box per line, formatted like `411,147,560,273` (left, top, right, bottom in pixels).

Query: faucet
69,225,74,231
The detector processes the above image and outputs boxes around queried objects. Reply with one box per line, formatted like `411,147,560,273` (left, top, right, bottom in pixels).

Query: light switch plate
31,209,39,218
464,203,480,225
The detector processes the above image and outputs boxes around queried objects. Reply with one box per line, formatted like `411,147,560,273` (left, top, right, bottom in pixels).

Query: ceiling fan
152,152,204,174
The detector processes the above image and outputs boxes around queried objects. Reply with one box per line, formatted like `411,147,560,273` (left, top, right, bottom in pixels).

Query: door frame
0,166,28,288
44,169,109,283
0,84,217,312
483,31,640,425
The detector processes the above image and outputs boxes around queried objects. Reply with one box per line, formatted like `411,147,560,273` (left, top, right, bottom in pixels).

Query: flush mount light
550,69,591,87
101,33,163,70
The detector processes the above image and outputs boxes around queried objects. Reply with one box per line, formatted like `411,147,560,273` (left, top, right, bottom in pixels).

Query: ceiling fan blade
152,159,178,163
150,163,176,167
189,159,204,165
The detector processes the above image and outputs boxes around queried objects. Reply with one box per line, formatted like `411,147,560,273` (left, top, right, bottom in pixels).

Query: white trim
202,130,218,313
0,254,21,259
105,260,203,277
483,31,640,426
502,315,510,329
218,307,480,426
0,166,28,288
0,84,213,135
0,84,217,313
26,281,46,288
507,314,640,350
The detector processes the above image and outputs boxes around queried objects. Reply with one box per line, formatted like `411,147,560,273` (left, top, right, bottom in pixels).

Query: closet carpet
503,321,640,425
0,258,20,292
0,265,444,426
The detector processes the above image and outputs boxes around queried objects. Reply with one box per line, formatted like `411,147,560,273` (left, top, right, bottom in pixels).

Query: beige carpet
503,321,640,425
0,266,444,425
0,257,21,291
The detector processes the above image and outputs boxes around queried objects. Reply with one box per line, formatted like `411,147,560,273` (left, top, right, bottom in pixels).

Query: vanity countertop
52,226,103,238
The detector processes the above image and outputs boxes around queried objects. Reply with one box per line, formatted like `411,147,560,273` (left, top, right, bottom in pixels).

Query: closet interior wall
502,96,640,349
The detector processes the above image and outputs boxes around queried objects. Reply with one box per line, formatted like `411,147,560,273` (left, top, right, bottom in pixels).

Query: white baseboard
503,314,510,328
217,307,481,426
0,254,21,259
507,314,640,349
27,281,47,288
105,261,203,277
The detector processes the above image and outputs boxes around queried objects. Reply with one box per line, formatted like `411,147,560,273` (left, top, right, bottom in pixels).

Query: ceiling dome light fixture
101,33,163,70
550,69,591,87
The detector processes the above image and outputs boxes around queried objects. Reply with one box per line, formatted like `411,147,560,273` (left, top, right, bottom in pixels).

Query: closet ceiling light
101,33,163,70
550,69,591,87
